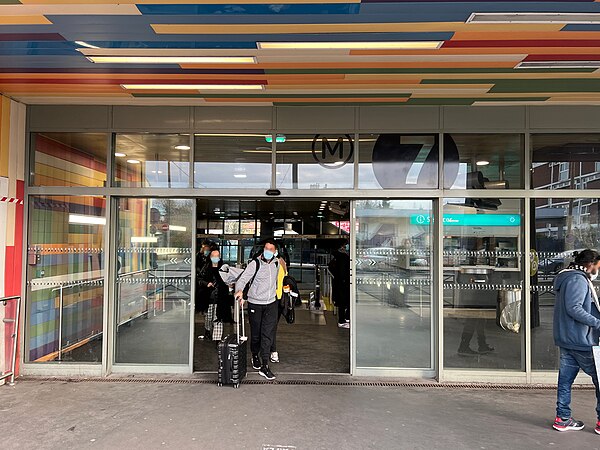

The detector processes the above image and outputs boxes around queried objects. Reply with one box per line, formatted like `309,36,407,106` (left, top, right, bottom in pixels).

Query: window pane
115,198,192,365
532,134,600,190
31,133,107,187
532,198,600,370
276,134,354,189
26,195,105,362
114,134,190,188
194,134,272,188
443,199,524,370
355,199,433,369
359,134,437,189
444,134,524,189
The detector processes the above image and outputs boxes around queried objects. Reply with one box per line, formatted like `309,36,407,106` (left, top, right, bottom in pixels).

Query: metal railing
1,296,20,386
51,278,103,361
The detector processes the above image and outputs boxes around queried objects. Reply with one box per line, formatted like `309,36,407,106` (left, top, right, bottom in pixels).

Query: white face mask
591,272,598,281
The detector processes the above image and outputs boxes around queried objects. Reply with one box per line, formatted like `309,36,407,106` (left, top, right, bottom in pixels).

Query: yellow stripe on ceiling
204,97,409,103
152,22,564,35
0,15,51,25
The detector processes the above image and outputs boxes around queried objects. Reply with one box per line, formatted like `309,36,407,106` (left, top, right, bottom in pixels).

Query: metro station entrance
192,199,351,374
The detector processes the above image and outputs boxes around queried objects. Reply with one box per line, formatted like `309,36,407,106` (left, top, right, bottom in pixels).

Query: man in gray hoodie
552,249,600,433
235,239,279,380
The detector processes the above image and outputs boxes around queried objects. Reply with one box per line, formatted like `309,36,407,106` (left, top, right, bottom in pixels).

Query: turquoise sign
410,214,521,227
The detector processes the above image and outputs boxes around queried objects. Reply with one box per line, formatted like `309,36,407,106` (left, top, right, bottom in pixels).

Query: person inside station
195,239,213,315
329,238,351,329
270,248,289,364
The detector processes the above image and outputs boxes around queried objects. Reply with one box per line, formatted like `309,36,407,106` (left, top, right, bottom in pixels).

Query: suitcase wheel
233,383,240,389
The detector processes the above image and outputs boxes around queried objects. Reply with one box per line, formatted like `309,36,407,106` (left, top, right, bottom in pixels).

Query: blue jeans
556,347,600,420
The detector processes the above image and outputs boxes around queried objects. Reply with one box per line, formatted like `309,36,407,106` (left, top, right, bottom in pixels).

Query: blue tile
137,4,361,15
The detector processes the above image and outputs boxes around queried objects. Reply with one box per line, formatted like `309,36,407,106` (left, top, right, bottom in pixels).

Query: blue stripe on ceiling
0,41,77,49
0,55,187,69
0,48,79,56
563,24,600,31
137,4,361,15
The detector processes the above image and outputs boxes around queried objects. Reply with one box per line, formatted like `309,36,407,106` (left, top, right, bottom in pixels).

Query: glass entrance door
354,199,434,371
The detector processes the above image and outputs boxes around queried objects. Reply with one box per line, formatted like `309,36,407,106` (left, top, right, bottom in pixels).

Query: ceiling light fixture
168,225,187,232
127,159,140,164
68,214,106,225
467,12,600,24
75,41,100,49
257,41,442,50
131,236,158,243
174,145,191,150
121,84,264,90
114,152,126,157
233,174,247,179
516,61,600,69
89,56,257,64
476,160,490,166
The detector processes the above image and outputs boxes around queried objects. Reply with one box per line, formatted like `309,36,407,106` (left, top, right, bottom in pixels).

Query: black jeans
338,304,350,324
248,301,278,365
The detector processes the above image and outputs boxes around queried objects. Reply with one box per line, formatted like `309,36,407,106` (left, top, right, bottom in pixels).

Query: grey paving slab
3,380,600,450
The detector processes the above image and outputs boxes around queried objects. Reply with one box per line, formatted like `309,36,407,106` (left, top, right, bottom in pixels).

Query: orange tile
0,15,51,24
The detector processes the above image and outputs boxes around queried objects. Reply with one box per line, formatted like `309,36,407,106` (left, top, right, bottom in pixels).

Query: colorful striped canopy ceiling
3,1,600,105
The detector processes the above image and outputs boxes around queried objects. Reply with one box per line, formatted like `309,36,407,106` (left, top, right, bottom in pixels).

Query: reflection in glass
114,134,190,188
532,134,600,190
115,198,192,364
359,134,438,189
443,199,524,370
26,195,106,362
276,134,354,189
355,199,433,369
444,134,524,190
194,134,272,189
532,197,600,370
31,133,107,187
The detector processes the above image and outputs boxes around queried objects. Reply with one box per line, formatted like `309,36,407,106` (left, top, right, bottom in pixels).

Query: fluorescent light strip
121,84,264,90
516,61,600,69
131,236,158,243
258,41,442,50
88,56,256,64
74,41,100,49
467,12,600,24
68,214,106,225
168,225,187,232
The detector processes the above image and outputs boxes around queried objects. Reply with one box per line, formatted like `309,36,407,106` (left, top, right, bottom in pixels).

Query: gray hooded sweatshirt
235,257,279,305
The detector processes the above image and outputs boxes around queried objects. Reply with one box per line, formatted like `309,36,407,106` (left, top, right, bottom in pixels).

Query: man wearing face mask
195,240,214,315
235,239,279,380
552,249,600,434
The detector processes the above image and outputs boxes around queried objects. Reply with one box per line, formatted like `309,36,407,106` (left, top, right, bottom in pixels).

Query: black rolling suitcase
217,300,247,388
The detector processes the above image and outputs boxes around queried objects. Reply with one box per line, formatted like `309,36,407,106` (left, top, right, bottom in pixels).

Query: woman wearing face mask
195,240,213,316
198,248,233,340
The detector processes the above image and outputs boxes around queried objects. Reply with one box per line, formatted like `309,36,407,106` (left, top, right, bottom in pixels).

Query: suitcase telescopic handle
236,299,246,344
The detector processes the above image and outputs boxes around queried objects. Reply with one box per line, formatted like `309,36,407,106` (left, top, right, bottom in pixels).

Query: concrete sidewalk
3,379,600,450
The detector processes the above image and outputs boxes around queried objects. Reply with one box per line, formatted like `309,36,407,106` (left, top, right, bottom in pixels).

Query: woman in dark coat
329,239,351,328
198,249,234,339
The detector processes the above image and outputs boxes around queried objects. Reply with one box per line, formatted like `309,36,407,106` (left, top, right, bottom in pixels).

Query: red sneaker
553,417,585,432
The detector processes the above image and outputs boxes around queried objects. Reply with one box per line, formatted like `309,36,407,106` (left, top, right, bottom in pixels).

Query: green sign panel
410,214,521,227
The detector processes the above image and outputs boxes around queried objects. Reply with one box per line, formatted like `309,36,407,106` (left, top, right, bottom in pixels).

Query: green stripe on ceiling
275,102,411,106
406,97,549,105
263,68,596,75
132,93,412,98
421,79,600,93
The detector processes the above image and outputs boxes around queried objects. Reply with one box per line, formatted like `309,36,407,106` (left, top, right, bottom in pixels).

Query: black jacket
329,250,350,307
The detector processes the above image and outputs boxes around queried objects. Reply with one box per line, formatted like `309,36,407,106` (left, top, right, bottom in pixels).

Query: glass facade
23,108,600,381
26,195,105,362
355,200,433,369
114,134,190,188
276,134,354,189
115,198,192,365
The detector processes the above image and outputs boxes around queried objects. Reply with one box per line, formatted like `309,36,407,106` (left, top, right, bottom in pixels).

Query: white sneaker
345,319,350,323
270,352,280,363
338,323,350,329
